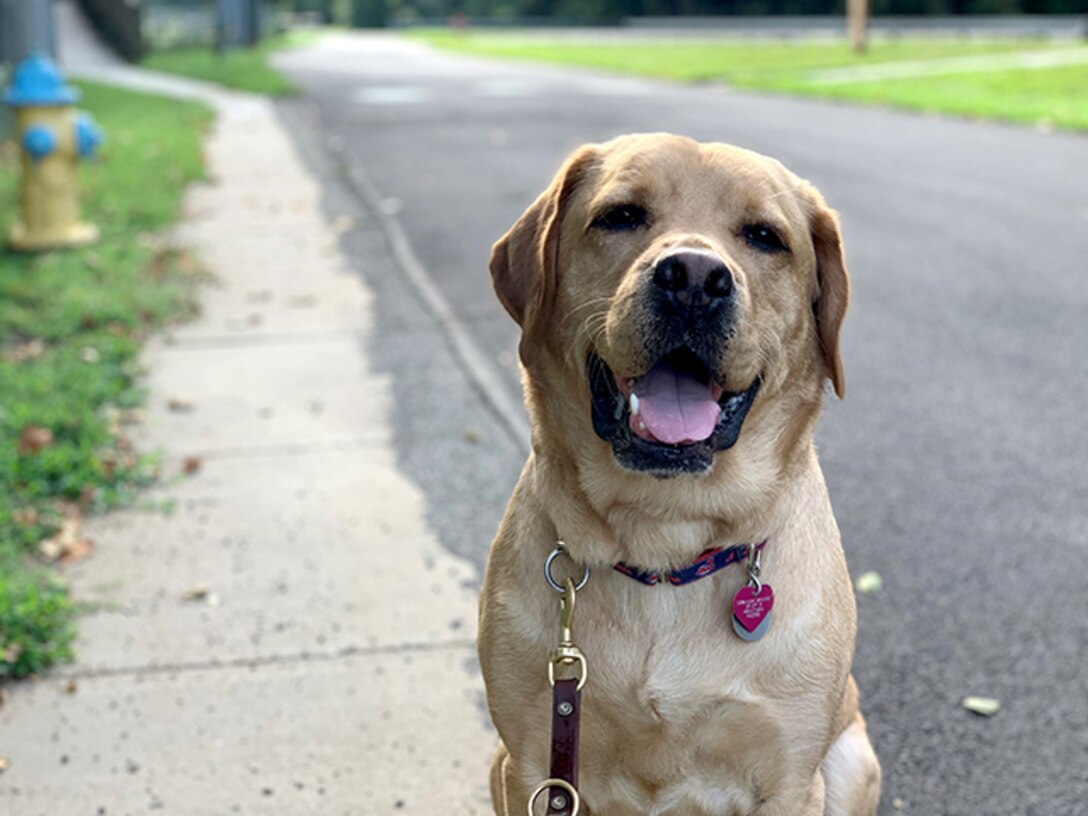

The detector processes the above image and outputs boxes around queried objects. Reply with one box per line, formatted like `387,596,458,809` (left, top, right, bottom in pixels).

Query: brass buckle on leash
528,543,589,815
528,778,580,816
548,576,588,691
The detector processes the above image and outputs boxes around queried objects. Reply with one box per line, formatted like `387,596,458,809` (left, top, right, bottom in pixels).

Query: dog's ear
490,146,596,368
807,194,850,399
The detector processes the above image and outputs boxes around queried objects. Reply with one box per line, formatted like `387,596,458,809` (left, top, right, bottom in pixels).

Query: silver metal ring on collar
545,541,590,593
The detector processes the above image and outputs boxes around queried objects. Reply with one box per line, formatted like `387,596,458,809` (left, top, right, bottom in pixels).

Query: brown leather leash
528,543,589,816
543,678,581,815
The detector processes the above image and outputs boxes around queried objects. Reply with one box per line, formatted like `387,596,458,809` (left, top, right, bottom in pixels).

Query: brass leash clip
548,577,588,691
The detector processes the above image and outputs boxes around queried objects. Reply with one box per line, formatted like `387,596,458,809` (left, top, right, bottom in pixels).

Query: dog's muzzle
585,248,759,477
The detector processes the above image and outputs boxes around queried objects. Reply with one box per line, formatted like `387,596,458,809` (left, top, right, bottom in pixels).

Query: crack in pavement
178,437,389,461
54,638,478,682
164,329,369,350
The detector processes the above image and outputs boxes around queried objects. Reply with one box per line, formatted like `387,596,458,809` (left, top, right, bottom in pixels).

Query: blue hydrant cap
22,125,58,160
2,53,80,107
75,114,103,158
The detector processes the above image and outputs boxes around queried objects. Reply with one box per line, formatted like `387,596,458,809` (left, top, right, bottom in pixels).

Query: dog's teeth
639,420,646,431
630,393,640,416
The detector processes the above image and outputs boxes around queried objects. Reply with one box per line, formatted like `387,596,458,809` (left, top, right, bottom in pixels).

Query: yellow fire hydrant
3,53,103,252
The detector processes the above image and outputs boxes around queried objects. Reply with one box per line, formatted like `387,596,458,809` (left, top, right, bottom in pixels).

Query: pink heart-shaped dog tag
732,583,774,641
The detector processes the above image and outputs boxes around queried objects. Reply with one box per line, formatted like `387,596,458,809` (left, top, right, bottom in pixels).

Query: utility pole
847,0,869,54
0,0,57,67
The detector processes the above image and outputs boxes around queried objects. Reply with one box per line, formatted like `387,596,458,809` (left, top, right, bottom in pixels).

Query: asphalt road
275,33,1088,815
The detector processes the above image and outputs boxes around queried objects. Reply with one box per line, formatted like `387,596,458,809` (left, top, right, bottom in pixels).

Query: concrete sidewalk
0,65,493,816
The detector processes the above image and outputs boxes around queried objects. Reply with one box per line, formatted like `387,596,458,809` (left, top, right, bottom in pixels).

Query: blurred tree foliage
375,0,1087,25
149,1,1088,38
401,0,1084,19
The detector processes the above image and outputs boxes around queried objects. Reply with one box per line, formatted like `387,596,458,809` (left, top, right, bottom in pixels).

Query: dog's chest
572,581,794,814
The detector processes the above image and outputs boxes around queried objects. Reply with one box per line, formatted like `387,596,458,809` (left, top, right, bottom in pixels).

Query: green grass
142,31,316,95
0,82,212,679
416,31,1088,131
772,61,1088,131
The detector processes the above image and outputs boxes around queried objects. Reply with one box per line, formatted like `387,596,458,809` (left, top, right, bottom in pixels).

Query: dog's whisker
561,297,614,333
573,310,609,351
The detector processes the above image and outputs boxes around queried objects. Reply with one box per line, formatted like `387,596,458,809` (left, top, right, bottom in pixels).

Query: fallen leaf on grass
78,485,97,510
144,246,199,282
121,408,146,426
2,339,45,363
18,425,54,455
58,537,95,565
12,507,39,526
181,456,202,475
174,249,198,274
855,571,883,595
962,696,1001,717
2,643,23,664
80,347,101,364
38,518,94,564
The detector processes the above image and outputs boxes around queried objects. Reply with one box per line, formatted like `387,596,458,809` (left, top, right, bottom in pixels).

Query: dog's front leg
490,741,541,816
489,741,514,816
820,712,881,816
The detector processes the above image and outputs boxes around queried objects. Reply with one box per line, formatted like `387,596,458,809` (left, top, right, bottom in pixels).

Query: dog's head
491,134,848,480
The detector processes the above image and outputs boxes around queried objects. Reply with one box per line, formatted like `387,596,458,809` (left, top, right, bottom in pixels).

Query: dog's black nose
652,250,733,309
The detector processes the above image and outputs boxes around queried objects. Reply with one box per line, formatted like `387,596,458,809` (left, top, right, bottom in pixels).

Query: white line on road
334,145,533,454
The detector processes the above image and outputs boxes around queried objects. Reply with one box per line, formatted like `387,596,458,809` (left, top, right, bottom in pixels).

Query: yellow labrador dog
479,133,880,816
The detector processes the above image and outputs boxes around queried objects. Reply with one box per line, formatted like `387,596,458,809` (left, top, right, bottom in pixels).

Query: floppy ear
808,200,850,399
490,146,596,368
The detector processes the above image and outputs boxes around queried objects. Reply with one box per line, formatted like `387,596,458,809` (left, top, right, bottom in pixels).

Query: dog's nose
652,250,733,308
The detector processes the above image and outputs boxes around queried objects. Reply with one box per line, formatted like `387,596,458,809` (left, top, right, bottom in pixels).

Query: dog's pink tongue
632,362,719,445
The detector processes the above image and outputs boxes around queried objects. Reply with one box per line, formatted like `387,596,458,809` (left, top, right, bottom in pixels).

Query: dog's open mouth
589,348,761,476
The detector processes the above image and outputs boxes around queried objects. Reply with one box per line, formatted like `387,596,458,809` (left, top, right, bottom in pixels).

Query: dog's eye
592,205,648,232
743,224,789,253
